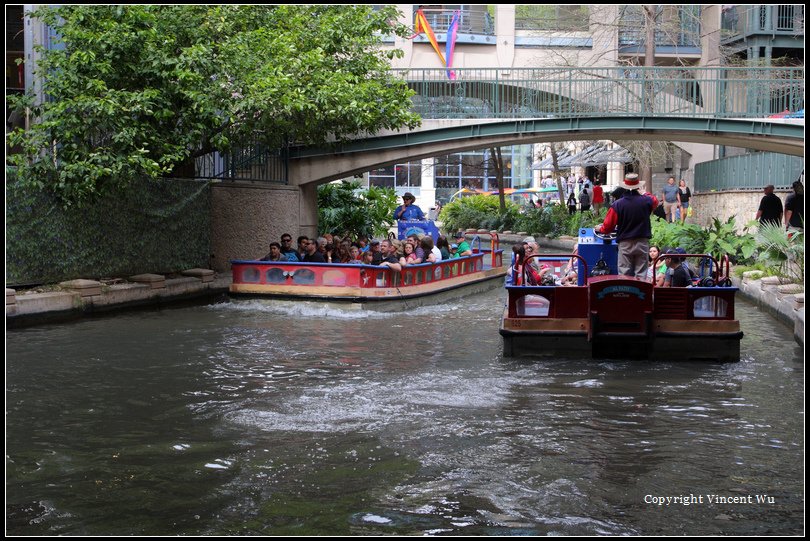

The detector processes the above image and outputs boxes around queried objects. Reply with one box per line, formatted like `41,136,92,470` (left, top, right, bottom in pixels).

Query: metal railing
618,5,702,49
722,5,804,42
415,7,494,36
695,152,804,192
514,6,590,32
394,67,805,120
195,144,288,183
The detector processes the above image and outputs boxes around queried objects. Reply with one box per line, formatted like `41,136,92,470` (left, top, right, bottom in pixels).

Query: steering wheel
593,230,617,241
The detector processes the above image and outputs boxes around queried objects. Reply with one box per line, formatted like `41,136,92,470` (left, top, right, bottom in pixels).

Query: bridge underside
288,117,804,187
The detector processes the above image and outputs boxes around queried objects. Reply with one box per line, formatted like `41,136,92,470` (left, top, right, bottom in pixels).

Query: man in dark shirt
302,238,326,263
376,239,402,272
784,181,804,231
756,185,783,227
595,174,659,279
664,249,692,287
280,234,300,261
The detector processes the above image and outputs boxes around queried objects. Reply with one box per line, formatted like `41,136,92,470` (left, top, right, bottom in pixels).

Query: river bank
5,236,804,348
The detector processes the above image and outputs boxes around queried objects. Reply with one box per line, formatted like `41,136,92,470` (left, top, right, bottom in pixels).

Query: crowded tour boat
230,229,506,311
500,228,743,362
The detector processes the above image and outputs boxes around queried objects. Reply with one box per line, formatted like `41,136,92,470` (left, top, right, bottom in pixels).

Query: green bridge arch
288,116,804,187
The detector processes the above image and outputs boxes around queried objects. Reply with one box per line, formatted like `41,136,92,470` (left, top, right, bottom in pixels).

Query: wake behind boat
230,234,506,311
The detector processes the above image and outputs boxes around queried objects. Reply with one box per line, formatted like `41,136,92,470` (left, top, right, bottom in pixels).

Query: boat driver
393,192,426,221
594,173,659,280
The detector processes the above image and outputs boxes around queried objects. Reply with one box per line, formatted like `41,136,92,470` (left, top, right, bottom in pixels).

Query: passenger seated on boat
406,234,425,263
421,236,442,262
302,238,326,263
377,239,403,272
562,270,578,286
336,238,352,264
361,250,375,265
400,241,419,266
348,245,363,264
510,245,541,286
663,249,691,287
436,235,452,260
280,234,300,261
259,242,286,262
297,236,309,260
369,239,383,265
453,232,473,257
647,245,667,286
449,243,459,258
523,240,541,274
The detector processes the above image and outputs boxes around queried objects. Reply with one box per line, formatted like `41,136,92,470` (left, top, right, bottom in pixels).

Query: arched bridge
287,66,804,186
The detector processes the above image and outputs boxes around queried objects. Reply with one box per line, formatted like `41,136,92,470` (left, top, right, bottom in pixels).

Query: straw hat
621,173,642,191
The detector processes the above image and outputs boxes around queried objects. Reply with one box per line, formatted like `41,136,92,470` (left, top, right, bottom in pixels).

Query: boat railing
512,253,588,287
650,253,734,287
231,252,492,290
470,232,503,269
649,253,737,320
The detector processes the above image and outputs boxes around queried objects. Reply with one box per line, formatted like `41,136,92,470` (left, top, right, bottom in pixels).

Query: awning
532,143,633,169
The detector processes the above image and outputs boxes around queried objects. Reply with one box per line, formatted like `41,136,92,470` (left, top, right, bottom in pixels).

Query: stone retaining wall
691,189,790,230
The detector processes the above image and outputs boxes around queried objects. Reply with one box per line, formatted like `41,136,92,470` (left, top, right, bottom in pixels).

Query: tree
317,181,398,239
7,5,421,204
489,147,507,214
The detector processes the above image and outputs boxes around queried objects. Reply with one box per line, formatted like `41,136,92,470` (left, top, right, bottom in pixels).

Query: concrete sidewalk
7,269,231,328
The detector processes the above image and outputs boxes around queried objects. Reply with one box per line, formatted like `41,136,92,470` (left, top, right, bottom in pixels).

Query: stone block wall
210,183,301,272
691,189,791,231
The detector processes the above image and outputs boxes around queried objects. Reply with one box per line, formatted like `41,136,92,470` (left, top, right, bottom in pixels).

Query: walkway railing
394,67,805,120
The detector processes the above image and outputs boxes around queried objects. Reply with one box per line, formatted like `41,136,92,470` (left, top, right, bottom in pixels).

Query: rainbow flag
444,10,460,80
410,9,446,67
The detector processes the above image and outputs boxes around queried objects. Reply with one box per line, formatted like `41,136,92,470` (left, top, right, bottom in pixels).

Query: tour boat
230,234,506,311
500,229,743,362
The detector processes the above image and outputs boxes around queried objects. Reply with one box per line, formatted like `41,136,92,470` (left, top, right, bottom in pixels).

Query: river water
6,288,804,535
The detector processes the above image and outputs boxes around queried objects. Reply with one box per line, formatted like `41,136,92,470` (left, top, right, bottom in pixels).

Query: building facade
368,4,803,210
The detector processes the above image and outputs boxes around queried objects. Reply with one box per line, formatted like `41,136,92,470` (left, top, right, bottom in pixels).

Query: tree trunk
549,143,566,203
641,5,657,193
490,147,507,214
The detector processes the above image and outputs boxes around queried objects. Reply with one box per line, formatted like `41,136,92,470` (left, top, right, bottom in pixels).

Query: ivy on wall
7,174,211,286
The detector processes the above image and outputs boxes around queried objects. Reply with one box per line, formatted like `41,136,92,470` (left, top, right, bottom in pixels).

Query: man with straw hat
595,173,660,280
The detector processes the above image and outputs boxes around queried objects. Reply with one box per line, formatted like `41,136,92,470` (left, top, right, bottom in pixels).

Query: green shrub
756,221,804,284
317,181,397,239
438,195,521,234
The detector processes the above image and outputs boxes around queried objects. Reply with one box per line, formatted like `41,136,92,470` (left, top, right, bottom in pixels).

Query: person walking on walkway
756,185,783,227
661,176,679,223
784,180,804,231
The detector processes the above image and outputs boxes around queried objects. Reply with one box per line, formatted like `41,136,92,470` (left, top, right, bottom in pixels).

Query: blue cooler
576,228,619,285
398,220,440,242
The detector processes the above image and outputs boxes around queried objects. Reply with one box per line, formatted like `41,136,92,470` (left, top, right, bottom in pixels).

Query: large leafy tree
8,5,420,203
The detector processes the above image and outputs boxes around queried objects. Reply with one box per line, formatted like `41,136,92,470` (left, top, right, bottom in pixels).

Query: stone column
420,157,436,209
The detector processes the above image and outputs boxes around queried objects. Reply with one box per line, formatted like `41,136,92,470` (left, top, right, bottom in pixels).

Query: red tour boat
500,229,743,361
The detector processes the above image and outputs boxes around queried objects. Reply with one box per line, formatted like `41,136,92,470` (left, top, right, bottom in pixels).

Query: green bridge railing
393,67,805,120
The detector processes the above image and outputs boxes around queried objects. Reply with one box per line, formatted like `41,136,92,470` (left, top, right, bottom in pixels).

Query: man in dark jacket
595,174,659,279
784,180,804,231
756,184,783,227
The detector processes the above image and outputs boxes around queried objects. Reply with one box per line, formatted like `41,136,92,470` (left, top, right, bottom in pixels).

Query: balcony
618,5,701,52
413,7,494,38
722,5,805,43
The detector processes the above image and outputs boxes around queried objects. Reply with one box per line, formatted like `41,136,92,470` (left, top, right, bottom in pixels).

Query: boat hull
230,246,506,312
231,267,506,312
501,306,742,361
